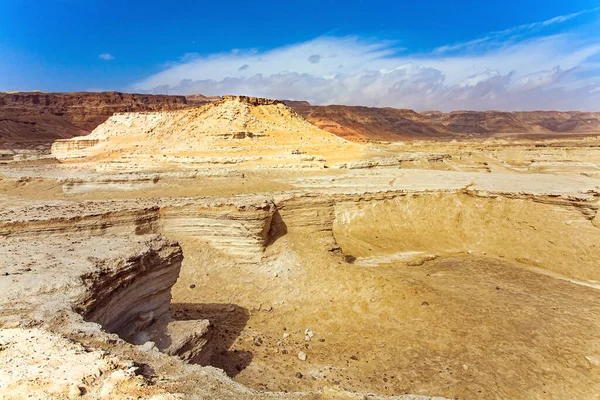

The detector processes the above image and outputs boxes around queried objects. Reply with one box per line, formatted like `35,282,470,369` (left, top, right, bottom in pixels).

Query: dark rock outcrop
0,91,198,148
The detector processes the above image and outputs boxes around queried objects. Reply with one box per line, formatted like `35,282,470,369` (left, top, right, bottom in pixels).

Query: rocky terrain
293,105,600,141
1,95,600,399
2,92,599,152
50,95,362,169
0,92,208,149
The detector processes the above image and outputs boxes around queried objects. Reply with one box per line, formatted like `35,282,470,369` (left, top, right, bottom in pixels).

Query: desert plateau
3,2,600,398
0,91,599,400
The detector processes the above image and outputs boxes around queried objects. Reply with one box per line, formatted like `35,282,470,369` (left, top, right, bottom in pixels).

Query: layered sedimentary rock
0,91,192,131
2,161,600,398
0,195,279,262
292,105,600,140
4,91,599,151
0,233,274,399
4,91,600,399
513,111,600,133
332,191,600,281
292,105,454,141
161,200,275,261
0,110,87,148
51,95,362,167
78,237,184,344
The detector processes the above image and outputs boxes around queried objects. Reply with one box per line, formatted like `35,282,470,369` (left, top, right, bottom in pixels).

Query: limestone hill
52,95,361,169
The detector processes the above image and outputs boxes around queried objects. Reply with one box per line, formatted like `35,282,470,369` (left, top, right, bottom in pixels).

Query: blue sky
1,0,600,110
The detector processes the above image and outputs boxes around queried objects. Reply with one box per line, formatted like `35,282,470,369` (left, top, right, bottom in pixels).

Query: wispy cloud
130,10,600,111
98,53,115,61
434,7,600,53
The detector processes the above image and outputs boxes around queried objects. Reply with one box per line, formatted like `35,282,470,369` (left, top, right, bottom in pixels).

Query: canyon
1,94,599,399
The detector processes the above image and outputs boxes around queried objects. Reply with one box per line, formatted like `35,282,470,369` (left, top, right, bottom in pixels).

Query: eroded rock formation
0,91,197,149
3,93,600,399
51,95,362,168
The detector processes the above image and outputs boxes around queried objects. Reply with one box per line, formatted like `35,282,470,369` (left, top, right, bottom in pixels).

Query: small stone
295,372,303,379
253,337,263,346
305,335,311,342
68,384,83,397
298,351,307,361
319,338,325,342
304,329,314,338
496,286,501,290
189,284,196,289
281,349,288,355
350,355,358,361
283,333,290,338
140,341,157,352
421,301,429,307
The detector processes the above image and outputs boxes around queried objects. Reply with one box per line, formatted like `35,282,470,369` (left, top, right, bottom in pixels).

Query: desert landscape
0,90,599,400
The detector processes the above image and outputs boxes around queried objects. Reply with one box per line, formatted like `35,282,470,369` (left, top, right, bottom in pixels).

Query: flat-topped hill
52,95,361,168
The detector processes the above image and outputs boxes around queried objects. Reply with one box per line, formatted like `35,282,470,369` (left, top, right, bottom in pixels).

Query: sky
1,0,600,111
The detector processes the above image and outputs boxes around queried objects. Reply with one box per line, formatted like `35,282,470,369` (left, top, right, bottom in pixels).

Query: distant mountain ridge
292,105,600,141
0,91,211,148
1,91,599,148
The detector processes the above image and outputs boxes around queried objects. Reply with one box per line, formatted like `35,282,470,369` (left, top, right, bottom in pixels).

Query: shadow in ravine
266,209,287,247
171,303,252,377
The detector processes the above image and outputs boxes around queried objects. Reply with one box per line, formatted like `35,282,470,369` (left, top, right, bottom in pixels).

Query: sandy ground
2,100,600,400
170,225,600,399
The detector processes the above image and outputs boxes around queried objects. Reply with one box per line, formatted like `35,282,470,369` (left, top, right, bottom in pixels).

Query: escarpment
3,91,600,153
160,202,275,261
4,93,600,399
77,238,184,344
2,172,600,398
0,91,196,150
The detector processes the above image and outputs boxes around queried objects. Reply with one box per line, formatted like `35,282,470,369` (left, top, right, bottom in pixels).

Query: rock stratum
1,94,600,400
293,105,600,141
2,91,600,152
50,95,361,168
0,91,213,149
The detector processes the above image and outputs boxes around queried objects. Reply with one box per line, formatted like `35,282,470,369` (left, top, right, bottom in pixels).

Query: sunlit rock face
2,94,600,399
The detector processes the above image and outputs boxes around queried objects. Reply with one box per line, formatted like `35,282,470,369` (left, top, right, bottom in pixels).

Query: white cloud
434,6,600,54
99,53,115,61
459,70,501,88
130,13,600,111
510,67,564,91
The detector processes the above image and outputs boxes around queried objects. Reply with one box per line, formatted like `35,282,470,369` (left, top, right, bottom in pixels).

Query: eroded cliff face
3,94,600,399
77,238,184,343
1,171,600,399
0,92,197,149
4,91,600,153
292,105,600,140
50,96,363,168
0,234,206,399
0,91,192,130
